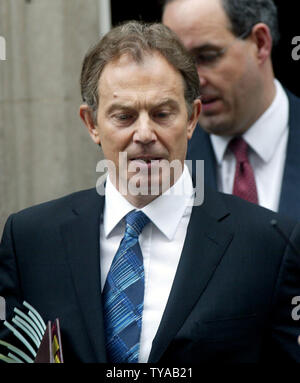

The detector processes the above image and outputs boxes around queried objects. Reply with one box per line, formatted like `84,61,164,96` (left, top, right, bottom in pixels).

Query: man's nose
133,115,157,144
199,76,208,87
198,74,208,87
197,68,208,87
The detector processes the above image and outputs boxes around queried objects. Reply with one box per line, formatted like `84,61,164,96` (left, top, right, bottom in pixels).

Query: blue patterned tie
102,210,150,363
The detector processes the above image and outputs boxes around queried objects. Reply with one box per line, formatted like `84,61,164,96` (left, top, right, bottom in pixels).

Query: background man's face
92,52,199,196
163,0,263,136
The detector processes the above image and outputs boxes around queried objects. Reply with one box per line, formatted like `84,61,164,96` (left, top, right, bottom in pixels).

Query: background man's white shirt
210,79,289,212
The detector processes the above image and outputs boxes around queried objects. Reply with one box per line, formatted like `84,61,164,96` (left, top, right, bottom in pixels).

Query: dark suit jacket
0,186,300,362
187,90,300,221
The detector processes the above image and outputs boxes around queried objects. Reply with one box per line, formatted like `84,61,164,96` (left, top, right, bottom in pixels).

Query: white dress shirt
210,79,289,212
100,165,194,362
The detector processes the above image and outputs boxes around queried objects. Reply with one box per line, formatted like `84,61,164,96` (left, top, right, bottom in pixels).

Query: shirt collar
103,165,194,241
210,79,289,164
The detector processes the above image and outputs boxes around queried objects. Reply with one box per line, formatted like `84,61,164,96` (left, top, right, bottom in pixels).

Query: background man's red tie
228,137,258,204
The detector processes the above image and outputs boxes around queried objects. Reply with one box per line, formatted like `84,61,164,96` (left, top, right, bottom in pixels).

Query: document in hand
0,301,63,363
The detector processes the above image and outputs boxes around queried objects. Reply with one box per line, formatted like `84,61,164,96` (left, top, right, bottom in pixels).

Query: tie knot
125,210,150,237
228,137,249,164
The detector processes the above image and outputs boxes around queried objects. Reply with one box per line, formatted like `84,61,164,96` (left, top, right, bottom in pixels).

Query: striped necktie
102,210,150,363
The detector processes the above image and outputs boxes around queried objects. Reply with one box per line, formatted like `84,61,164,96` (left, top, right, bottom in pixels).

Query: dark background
111,0,300,97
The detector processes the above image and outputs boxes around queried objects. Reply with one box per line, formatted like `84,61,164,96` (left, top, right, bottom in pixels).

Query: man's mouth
129,157,163,168
202,97,218,103
130,157,162,162
201,95,221,112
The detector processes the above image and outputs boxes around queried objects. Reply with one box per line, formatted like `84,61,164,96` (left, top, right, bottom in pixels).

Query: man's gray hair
80,20,200,121
162,0,280,45
222,0,279,45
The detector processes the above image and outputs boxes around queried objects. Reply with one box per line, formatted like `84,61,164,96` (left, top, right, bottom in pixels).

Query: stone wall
0,0,107,235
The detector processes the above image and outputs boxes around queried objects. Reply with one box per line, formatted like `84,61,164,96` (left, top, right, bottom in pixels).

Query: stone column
0,0,105,235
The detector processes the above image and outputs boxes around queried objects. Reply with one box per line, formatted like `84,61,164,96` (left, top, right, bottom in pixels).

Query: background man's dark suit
188,91,300,221
1,185,300,362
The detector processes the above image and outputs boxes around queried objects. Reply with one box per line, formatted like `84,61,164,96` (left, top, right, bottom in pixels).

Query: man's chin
199,115,233,136
117,173,158,197
118,172,179,198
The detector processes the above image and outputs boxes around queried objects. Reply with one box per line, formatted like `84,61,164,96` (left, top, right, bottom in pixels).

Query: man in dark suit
0,21,300,363
163,0,300,220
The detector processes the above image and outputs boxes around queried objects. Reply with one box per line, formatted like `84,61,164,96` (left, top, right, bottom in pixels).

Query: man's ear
79,104,101,145
250,23,273,65
187,98,201,140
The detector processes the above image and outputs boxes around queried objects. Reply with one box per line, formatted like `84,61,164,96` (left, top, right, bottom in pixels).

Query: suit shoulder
8,188,100,225
285,88,300,105
219,192,297,232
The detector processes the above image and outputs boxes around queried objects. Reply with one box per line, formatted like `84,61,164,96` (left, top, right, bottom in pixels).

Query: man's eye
195,51,222,65
111,113,136,126
115,113,133,121
154,111,171,119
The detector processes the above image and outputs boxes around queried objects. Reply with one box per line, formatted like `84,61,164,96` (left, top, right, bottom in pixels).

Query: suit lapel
279,90,300,220
148,189,233,362
60,189,107,362
187,124,218,190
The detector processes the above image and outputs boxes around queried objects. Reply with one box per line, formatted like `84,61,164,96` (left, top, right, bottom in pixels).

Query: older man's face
87,52,200,198
163,0,265,136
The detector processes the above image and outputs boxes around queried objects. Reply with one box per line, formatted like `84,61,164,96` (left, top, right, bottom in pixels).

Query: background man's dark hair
162,0,280,45
80,20,200,122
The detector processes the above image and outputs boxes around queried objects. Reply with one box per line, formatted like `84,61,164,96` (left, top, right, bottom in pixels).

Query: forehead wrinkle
106,95,181,114
100,79,184,109
98,51,186,113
